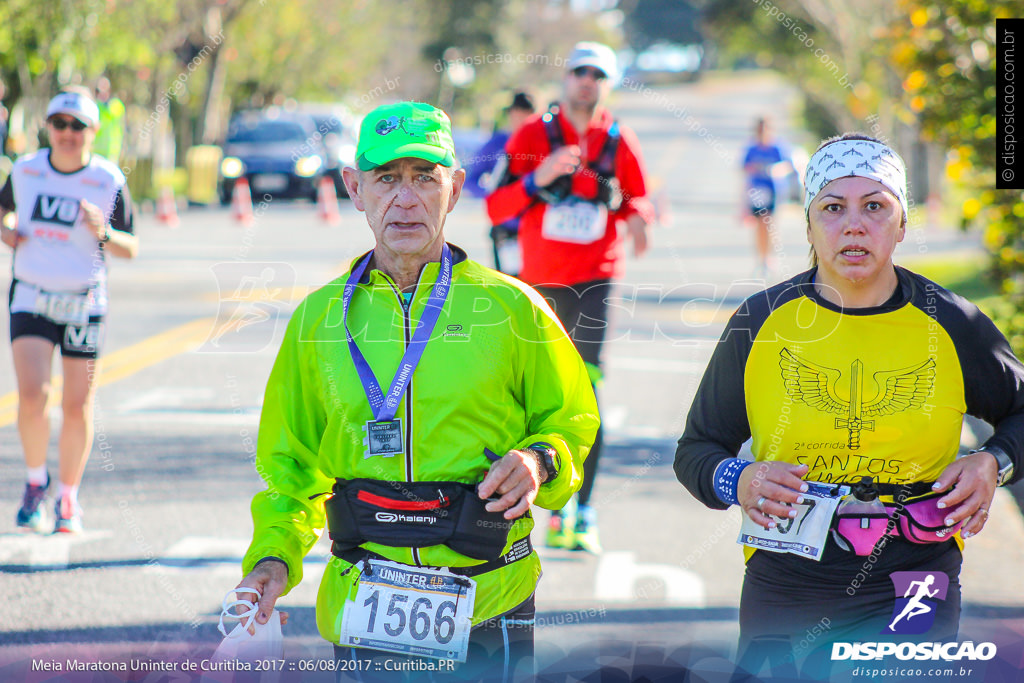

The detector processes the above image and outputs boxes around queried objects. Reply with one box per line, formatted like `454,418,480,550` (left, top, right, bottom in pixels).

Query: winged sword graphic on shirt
778,348,936,449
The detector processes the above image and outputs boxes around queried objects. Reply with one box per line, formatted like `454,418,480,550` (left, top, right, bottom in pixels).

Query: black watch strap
526,443,559,483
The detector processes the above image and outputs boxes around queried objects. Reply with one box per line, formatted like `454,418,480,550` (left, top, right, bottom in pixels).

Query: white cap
567,41,618,81
46,91,99,128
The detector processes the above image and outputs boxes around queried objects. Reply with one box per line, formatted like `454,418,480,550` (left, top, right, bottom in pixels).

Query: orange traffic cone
232,177,254,226
156,186,179,228
317,176,341,225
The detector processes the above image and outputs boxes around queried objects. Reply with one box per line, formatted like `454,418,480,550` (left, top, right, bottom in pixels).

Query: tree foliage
888,0,1024,351
702,0,1024,350
0,0,612,160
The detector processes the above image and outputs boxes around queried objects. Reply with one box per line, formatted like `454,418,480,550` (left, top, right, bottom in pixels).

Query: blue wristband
713,457,752,506
521,172,539,197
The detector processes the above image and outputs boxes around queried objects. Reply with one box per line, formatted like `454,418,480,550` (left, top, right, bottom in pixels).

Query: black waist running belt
322,478,522,561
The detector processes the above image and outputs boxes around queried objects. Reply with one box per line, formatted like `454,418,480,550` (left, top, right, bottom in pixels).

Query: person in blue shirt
464,91,535,275
742,117,794,278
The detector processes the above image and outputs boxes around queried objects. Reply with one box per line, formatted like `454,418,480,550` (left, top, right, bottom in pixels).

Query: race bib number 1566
338,560,477,663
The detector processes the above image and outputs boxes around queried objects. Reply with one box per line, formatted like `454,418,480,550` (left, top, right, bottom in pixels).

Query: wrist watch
970,446,1014,486
525,443,559,483
100,226,111,243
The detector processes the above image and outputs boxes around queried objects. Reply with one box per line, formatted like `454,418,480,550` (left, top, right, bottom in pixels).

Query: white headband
803,139,908,219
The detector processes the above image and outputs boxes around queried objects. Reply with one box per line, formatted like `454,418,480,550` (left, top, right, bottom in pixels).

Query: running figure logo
885,571,949,635
779,349,935,449
201,262,296,353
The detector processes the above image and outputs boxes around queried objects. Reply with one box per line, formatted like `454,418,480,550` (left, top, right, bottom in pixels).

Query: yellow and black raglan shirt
675,267,1024,523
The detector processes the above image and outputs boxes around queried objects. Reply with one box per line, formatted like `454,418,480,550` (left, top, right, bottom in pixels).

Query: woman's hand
737,461,810,529
0,225,23,249
79,199,106,240
933,452,998,538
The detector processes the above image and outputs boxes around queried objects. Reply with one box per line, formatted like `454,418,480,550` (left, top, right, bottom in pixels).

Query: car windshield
311,116,344,135
227,120,308,144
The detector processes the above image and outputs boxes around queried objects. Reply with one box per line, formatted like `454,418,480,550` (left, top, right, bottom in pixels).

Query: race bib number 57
339,560,476,662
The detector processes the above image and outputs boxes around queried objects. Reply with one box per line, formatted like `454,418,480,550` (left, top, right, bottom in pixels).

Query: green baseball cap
356,102,456,171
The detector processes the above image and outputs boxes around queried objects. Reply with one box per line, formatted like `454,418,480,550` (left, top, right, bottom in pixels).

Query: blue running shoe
16,476,50,533
54,495,83,534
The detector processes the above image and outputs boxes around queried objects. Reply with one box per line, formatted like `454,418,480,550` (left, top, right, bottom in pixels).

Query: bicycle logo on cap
375,116,430,138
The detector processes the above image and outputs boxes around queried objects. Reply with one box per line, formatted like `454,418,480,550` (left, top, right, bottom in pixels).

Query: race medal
738,481,849,561
363,419,403,458
339,559,477,663
541,199,608,244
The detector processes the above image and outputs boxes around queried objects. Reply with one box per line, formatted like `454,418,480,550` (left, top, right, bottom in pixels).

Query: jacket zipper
390,277,422,566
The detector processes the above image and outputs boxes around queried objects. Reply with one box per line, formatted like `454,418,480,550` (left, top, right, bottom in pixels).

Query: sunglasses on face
571,66,608,81
49,117,87,132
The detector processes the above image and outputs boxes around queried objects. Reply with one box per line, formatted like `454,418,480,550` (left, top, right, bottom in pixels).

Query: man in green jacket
234,101,599,681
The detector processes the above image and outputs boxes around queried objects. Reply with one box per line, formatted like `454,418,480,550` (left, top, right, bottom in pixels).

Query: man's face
564,65,610,110
343,157,465,261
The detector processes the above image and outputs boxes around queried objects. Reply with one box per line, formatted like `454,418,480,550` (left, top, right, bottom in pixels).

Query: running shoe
16,476,50,533
546,500,576,549
53,495,83,534
573,505,602,554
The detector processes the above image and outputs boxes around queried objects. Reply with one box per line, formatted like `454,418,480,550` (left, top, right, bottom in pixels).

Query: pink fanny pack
832,483,962,556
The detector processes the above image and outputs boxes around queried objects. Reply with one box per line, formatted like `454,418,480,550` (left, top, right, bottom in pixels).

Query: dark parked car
219,111,328,204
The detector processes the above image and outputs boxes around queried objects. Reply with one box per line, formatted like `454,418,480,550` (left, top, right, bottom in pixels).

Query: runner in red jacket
486,41,655,553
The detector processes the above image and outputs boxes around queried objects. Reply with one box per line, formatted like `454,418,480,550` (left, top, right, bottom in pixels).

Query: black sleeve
109,185,134,234
959,310,1024,482
674,294,771,509
928,280,1024,484
0,175,14,211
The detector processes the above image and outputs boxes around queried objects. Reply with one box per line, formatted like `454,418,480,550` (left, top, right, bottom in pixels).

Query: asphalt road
1,72,1022,682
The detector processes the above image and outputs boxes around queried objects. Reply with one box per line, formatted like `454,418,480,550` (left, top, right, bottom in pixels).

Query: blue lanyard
342,244,453,421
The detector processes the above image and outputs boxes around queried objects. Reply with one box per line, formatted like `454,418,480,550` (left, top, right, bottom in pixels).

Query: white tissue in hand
212,588,283,662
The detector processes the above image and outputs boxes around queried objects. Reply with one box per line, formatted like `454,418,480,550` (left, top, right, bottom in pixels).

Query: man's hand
79,199,106,240
932,451,999,538
533,145,582,187
625,214,650,257
477,450,544,520
234,560,290,635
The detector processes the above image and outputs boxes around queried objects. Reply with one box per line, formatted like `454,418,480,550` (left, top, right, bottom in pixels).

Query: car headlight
221,157,244,178
294,155,323,177
337,143,357,168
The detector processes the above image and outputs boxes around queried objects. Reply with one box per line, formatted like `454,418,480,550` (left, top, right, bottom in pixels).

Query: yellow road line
198,285,313,304
0,317,218,428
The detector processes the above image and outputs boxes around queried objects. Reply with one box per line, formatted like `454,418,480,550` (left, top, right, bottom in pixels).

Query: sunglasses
571,66,608,81
49,117,88,132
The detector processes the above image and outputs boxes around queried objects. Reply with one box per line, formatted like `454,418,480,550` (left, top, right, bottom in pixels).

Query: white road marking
146,535,330,582
595,551,706,606
607,356,707,375
0,530,113,568
603,405,628,431
116,387,217,413
111,410,261,427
